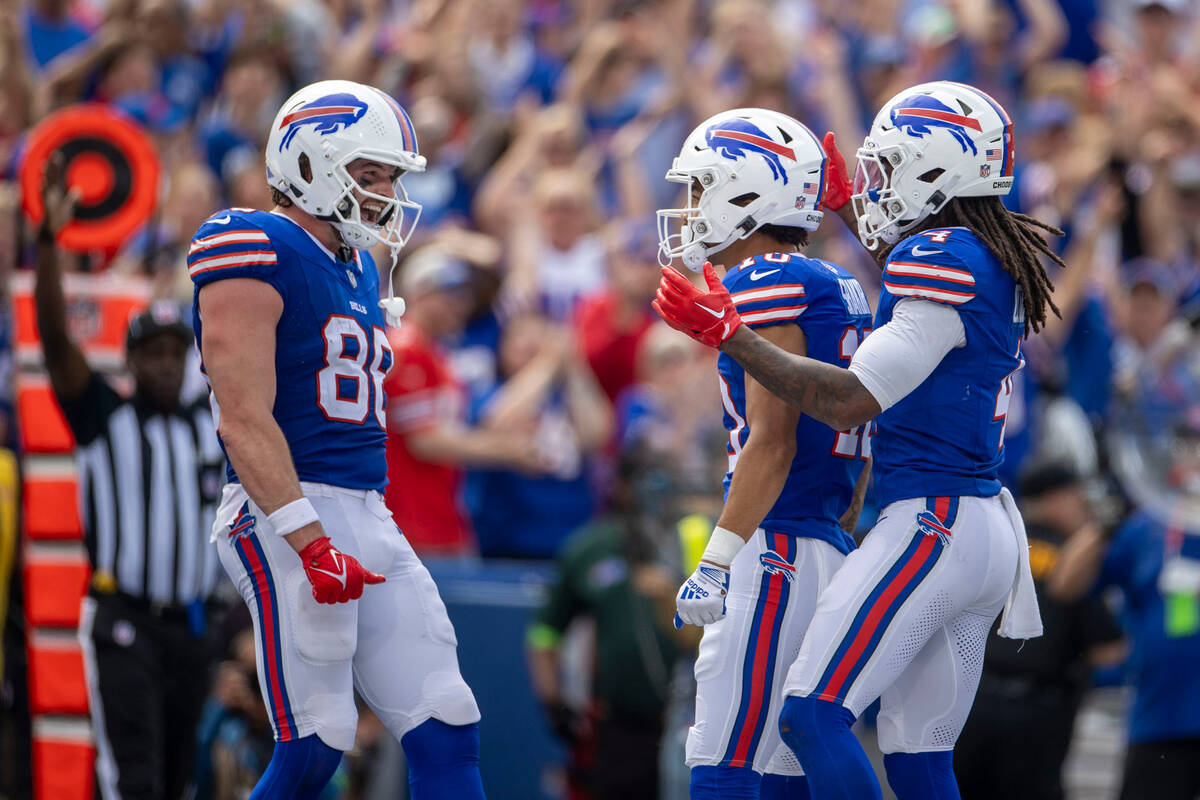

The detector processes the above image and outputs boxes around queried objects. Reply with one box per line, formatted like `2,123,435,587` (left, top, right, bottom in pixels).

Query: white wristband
701,526,746,568
268,498,320,537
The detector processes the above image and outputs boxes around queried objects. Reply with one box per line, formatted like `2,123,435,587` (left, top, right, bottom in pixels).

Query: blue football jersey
189,209,393,491
718,252,873,555
872,226,1025,507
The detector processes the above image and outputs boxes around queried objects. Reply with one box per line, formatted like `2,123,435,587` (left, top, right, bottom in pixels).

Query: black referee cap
126,301,193,352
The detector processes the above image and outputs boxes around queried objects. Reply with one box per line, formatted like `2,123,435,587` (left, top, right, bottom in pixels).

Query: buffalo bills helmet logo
890,95,980,156
278,92,369,151
228,502,256,539
760,550,796,581
915,510,952,546
705,119,796,184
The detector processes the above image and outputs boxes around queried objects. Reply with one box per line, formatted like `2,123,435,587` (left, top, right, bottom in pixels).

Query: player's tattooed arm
720,326,881,431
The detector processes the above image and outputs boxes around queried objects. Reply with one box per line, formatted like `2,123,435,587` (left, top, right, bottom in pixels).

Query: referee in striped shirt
35,157,224,798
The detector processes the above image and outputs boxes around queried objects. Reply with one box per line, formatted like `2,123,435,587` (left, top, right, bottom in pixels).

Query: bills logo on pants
760,550,797,582
686,529,847,775
782,494,1021,753
809,497,958,704
214,482,481,753
724,534,798,768
229,506,299,741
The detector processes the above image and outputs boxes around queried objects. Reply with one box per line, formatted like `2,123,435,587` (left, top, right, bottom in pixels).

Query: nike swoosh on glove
674,562,731,628
652,263,742,349
821,131,852,212
298,536,385,604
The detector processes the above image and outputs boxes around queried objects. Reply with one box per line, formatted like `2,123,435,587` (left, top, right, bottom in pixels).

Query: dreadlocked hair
918,196,1065,334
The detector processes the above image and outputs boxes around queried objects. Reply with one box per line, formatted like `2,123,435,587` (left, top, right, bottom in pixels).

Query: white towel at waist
997,486,1044,640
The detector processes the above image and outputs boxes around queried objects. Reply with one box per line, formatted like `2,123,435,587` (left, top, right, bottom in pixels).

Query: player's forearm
217,411,321,550
219,414,302,510
721,327,878,430
717,436,795,540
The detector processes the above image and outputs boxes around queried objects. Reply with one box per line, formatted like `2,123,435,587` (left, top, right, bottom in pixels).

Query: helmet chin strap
378,247,407,327
314,200,406,326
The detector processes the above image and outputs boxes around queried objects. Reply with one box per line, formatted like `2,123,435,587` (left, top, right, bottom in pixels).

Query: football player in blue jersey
190,80,484,800
654,81,1061,800
658,108,873,800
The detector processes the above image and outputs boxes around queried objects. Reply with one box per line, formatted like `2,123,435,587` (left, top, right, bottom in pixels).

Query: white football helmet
657,108,827,271
852,80,1015,250
265,79,426,254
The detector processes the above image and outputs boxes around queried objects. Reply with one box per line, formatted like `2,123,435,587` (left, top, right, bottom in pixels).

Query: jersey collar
270,210,362,272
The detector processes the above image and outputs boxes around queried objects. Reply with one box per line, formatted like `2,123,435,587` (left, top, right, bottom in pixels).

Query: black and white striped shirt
59,374,223,606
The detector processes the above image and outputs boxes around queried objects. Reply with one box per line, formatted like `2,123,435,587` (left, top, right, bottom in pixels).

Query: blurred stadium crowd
1,0,1200,797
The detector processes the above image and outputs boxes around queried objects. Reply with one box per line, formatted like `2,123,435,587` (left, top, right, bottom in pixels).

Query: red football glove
298,536,385,604
651,263,743,349
821,131,853,212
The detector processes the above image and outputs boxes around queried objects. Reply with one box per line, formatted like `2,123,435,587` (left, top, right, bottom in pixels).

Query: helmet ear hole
917,168,945,184
298,152,313,183
730,192,759,207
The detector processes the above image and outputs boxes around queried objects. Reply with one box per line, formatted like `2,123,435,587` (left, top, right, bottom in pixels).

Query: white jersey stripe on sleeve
730,284,807,305
188,230,271,256
883,282,972,305
886,262,976,285
741,304,808,324
188,251,278,277
729,283,806,304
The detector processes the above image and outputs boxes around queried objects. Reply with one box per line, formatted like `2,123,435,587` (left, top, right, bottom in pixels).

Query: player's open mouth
361,202,385,226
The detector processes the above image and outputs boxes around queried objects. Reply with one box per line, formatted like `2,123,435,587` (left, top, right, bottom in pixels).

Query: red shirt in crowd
383,324,473,555
572,291,655,402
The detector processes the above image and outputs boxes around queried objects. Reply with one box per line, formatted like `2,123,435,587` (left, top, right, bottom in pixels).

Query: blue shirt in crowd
1097,510,1200,744
464,388,593,559
22,7,92,70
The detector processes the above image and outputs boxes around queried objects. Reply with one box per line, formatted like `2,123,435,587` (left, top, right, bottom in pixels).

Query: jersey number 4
832,326,873,460
317,316,392,427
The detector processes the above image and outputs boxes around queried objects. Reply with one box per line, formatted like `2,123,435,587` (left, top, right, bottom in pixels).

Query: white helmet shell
851,80,1015,250
265,79,427,255
657,108,826,271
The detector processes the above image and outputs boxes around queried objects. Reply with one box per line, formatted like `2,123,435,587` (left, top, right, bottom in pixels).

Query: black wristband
36,225,57,245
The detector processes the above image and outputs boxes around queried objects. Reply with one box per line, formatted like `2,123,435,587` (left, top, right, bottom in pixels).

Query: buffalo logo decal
278,93,369,150
890,95,981,156
706,119,796,184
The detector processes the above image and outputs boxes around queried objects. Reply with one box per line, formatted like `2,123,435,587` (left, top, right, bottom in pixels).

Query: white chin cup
681,242,708,272
657,208,716,272
334,219,377,249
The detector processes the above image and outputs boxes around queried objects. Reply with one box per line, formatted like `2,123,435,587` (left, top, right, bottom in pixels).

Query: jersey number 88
317,316,392,427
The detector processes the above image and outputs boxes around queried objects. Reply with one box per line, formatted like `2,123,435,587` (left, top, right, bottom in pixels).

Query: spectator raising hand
383,248,550,556
465,314,613,559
